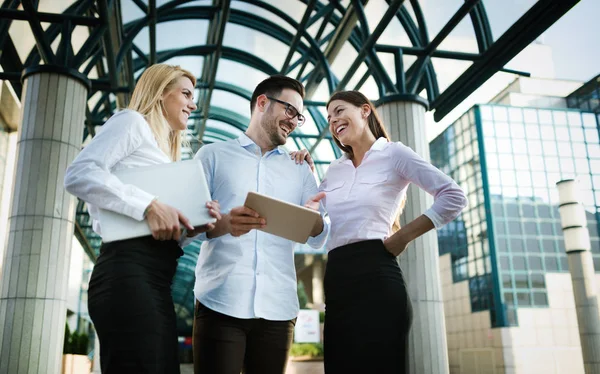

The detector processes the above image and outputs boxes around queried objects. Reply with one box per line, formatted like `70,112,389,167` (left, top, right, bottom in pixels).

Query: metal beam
377,45,481,61
433,0,581,121
149,0,157,65
98,0,118,88
280,0,317,73
303,0,367,98
0,37,23,96
71,22,108,69
21,0,55,64
0,8,100,26
100,0,132,107
308,0,404,154
294,2,335,78
406,0,480,94
196,0,231,139
0,0,19,62
334,0,403,92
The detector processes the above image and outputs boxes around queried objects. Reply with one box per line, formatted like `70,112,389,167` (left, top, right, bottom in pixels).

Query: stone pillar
557,179,600,374
377,96,450,374
312,255,324,309
0,66,89,374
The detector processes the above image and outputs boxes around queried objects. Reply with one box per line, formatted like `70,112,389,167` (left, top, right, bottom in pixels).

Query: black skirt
87,236,183,374
324,239,413,374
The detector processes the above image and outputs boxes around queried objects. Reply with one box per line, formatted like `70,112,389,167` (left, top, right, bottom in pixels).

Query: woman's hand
145,199,195,241
383,215,436,256
186,200,222,237
383,235,409,257
290,149,315,172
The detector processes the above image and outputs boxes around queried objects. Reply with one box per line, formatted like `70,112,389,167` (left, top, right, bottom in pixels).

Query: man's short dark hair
250,75,305,114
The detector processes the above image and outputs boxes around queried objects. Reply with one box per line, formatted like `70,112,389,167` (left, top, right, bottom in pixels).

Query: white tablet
244,191,321,244
98,159,215,242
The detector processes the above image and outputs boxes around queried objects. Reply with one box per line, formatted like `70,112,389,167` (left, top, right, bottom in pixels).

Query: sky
540,0,600,82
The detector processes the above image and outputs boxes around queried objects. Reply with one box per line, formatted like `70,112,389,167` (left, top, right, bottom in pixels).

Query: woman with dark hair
292,91,467,373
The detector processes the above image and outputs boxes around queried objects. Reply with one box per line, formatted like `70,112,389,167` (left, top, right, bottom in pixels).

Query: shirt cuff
122,188,157,221
307,216,330,248
179,232,208,247
423,208,444,230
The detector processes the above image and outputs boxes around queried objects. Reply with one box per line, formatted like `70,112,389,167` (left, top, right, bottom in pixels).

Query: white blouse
64,110,171,237
320,137,468,251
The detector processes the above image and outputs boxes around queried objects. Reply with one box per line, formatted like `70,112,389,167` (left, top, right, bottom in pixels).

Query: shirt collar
339,137,388,162
371,137,389,151
237,133,285,155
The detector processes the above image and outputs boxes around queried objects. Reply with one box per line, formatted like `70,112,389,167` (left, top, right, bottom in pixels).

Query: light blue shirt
192,134,329,321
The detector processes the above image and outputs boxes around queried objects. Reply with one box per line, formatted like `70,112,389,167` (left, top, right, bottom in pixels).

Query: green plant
290,343,324,358
297,280,308,309
63,324,89,355
319,311,325,323
63,324,71,354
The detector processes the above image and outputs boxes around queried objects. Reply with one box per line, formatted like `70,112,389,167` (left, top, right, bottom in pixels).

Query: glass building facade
431,104,600,328
567,74,600,113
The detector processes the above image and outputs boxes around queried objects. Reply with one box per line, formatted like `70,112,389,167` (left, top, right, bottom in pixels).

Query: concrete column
312,255,324,308
377,97,450,374
557,179,600,374
0,66,89,374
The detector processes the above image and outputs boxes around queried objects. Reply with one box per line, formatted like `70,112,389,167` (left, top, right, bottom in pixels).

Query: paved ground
181,364,193,374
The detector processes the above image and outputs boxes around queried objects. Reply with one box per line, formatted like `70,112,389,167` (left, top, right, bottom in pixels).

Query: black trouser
88,236,183,374
193,301,295,374
324,239,413,374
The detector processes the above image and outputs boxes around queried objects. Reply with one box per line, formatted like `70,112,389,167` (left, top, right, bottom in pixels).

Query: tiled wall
441,253,599,374
441,254,505,374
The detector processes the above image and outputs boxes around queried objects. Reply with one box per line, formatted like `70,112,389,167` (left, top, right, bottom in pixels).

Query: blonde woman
65,64,220,373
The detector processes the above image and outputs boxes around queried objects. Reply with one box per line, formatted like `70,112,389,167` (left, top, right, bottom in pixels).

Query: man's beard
262,113,287,147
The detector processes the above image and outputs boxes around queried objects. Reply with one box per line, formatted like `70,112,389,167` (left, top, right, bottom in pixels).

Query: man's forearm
206,213,232,239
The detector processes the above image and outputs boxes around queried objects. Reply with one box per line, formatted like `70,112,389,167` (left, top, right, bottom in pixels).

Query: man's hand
290,149,315,172
145,199,195,241
185,200,222,237
229,206,266,237
305,192,325,237
304,192,325,212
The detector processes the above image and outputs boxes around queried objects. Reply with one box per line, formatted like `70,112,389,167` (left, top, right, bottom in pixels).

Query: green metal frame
0,0,581,336
474,105,508,327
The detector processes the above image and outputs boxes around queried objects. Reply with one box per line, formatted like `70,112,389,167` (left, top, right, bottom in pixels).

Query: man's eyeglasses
266,96,305,126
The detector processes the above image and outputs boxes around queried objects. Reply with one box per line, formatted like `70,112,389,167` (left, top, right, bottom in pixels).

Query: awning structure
0,0,580,335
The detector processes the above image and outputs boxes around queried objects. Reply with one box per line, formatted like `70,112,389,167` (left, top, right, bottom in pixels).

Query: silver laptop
98,159,215,242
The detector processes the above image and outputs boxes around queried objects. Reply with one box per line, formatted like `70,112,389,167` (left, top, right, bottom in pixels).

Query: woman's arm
384,142,467,255
64,111,156,221
384,215,434,256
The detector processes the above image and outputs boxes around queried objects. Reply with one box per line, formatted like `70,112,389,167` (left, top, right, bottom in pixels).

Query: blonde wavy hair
128,64,196,161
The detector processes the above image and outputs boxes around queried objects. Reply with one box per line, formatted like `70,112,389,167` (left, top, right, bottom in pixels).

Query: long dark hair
326,90,405,232
326,91,392,160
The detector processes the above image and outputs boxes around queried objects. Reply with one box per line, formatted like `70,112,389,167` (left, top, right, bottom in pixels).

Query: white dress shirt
64,110,169,236
320,137,467,251
192,134,329,321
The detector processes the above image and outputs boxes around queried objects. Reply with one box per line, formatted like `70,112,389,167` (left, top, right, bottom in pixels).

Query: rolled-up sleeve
392,142,467,229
